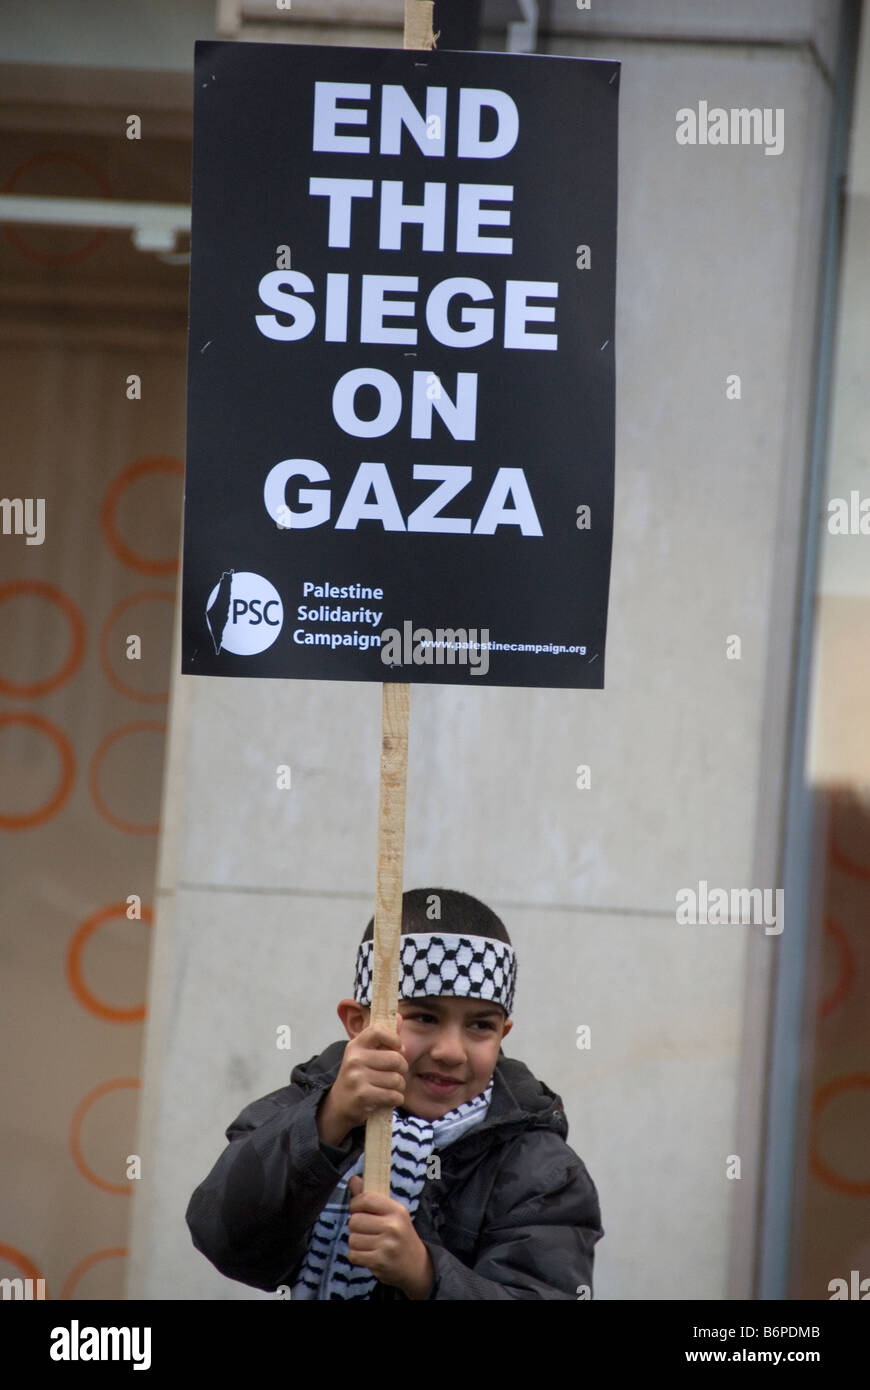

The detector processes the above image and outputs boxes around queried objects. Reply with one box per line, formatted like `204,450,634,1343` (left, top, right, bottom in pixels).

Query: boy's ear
337,998,369,1037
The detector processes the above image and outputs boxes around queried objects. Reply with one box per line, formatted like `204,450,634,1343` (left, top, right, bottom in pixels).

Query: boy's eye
407,1013,496,1030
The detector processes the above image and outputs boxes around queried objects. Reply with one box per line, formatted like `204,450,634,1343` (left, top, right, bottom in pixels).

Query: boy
186,888,603,1299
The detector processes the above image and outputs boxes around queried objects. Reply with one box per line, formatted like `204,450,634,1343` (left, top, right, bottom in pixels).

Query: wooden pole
363,682,410,1192
403,0,436,50
361,0,434,1195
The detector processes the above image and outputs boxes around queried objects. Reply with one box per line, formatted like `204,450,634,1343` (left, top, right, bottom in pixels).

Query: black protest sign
181,41,618,688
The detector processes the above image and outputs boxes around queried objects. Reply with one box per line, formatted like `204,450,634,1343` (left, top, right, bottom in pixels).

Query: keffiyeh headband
353,931,517,1017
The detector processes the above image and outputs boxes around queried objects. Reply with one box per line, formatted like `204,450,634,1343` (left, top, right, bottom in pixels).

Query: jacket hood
290,1039,569,1141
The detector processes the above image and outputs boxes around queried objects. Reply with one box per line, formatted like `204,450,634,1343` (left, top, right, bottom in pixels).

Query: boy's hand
346,1174,435,1299
325,1016,409,1138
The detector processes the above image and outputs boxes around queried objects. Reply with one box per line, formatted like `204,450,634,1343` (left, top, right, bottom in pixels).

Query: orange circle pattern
809,1074,870,1196
87,721,165,834
61,1247,127,1301
98,589,173,703
0,579,86,697
69,1078,140,1195
2,151,113,265
827,790,870,883
0,712,75,829
1,427,177,1288
99,457,184,575
0,1242,45,1289
66,903,152,1023
818,917,856,1020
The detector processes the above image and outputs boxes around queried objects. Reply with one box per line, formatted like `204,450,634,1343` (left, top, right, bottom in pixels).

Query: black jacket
186,1040,604,1300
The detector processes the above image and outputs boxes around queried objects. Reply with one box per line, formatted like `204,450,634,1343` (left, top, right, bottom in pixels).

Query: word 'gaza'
265,460,543,535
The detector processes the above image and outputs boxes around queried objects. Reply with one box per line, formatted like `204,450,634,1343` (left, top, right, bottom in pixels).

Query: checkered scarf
291,1080,493,1300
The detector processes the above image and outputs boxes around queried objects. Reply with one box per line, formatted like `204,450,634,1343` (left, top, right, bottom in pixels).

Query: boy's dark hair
360,887,512,946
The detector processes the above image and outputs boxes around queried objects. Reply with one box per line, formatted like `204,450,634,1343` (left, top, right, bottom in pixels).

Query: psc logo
206,570,283,655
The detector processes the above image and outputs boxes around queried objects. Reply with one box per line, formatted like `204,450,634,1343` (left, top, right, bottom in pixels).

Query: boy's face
350,995,512,1120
